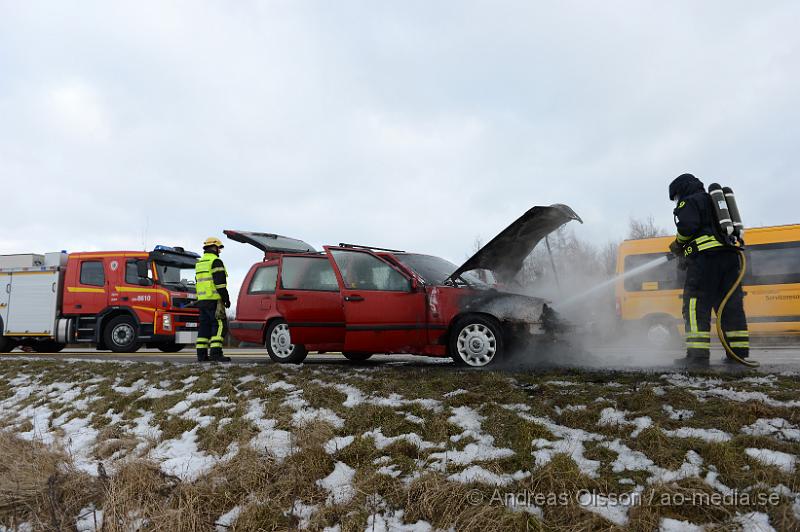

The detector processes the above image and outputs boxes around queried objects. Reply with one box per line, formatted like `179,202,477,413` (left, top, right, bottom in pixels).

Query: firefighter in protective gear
669,174,749,368
195,237,231,362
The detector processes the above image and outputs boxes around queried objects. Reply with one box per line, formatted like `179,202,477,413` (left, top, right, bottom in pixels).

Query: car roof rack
338,243,405,253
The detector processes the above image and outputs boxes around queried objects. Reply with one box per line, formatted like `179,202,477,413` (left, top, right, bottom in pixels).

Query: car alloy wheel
270,323,295,359
456,323,497,367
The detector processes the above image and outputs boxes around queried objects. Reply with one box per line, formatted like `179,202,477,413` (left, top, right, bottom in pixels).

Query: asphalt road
2,345,798,374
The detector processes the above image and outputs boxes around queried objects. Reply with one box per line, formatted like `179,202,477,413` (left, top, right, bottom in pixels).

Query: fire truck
0,246,200,353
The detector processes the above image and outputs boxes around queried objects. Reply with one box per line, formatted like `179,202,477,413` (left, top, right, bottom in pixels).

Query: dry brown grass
1,358,799,531
0,431,98,530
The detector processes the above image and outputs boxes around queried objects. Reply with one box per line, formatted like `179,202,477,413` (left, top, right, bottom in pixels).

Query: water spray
553,254,672,312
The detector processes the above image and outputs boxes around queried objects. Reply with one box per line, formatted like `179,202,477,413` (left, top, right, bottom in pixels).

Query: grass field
1,357,798,531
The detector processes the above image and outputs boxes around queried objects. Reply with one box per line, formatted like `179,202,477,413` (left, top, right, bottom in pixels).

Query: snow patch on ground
745,448,797,473
365,429,440,451
288,500,318,529
317,461,356,505
215,505,242,532
597,408,652,437
659,517,704,532
577,488,640,526
663,405,694,420
447,465,529,486
662,427,732,443
741,418,800,442
75,505,103,531
324,435,355,454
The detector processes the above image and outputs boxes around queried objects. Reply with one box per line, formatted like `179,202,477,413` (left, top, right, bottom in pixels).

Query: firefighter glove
669,239,683,258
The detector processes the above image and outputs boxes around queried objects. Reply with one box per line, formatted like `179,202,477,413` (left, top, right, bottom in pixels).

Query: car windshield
154,262,196,292
394,253,490,287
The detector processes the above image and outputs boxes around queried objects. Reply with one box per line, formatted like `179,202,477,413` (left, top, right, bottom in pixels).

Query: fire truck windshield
154,262,196,292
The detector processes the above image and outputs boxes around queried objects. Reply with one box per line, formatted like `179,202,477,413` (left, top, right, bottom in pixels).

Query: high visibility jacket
195,252,228,301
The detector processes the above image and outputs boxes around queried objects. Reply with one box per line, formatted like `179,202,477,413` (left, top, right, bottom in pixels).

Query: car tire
157,342,185,353
450,315,504,368
103,316,142,353
343,352,373,362
643,316,681,349
266,320,307,364
32,340,66,353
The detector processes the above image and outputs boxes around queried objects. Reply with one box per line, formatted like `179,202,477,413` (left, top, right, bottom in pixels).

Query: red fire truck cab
227,204,581,367
0,246,200,353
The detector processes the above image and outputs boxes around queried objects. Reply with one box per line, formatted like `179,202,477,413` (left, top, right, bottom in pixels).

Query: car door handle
277,294,297,301
75,304,82,309
345,295,364,302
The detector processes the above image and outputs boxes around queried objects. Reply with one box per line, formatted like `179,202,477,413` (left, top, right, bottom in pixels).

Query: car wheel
32,340,66,353
343,352,373,362
103,316,142,353
266,320,307,364
157,342,185,353
450,315,504,367
644,317,680,349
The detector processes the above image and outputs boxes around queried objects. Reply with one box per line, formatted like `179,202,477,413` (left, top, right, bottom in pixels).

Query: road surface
2,344,798,373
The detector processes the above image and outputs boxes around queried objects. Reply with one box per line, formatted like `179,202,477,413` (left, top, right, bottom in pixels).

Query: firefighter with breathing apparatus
195,237,231,363
668,173,756,369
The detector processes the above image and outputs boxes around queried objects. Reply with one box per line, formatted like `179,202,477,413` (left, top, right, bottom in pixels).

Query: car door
234,262,279,343
326,247,427,353
275,255,346,345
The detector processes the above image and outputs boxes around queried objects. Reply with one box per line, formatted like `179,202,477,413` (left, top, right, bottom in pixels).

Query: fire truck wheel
157,343,185,353
343,352,373,362
449,315,504,368
32,340,65,353
104,316,142,353
266,320,307,364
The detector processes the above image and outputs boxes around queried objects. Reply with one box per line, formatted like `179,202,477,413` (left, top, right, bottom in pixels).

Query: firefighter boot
196,337,210,362
674,349,710,370
209,348,231,363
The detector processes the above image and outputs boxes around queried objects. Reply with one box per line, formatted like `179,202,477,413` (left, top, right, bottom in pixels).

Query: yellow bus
615,224,800,346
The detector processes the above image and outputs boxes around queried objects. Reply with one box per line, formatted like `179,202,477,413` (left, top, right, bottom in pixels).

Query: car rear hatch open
448,204,582,284
223,230,317,256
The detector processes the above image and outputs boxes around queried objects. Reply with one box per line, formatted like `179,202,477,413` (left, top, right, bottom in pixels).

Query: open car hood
224,230,316,255
448,204,582,284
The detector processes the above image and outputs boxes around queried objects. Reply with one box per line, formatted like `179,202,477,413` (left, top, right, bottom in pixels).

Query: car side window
80,261,105,287
281,257,340,291
330,250,410,291
249,265,278,294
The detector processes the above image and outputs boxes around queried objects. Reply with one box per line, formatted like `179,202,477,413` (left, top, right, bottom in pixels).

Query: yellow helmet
203,237,224,249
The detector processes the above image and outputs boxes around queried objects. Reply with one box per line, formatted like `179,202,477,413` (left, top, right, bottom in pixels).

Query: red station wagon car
227,204,581,367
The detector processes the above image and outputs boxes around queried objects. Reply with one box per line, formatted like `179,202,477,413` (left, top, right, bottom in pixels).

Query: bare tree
599,241,619,277
627,215,668,240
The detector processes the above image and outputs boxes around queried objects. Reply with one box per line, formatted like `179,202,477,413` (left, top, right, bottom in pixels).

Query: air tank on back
722,186,744,242
708,183,734,242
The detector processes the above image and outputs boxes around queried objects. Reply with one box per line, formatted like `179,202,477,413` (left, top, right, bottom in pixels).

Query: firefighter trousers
682,250,749,359
196,302,228,361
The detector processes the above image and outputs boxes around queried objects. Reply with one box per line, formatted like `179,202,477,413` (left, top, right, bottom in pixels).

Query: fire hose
716,249,759,368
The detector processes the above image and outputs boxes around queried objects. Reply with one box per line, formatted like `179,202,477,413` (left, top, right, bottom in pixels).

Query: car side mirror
136,260,149,278
410,277,418,291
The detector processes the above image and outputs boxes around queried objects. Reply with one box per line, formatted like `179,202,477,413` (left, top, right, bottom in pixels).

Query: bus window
623,253,685,292
746,242,800,285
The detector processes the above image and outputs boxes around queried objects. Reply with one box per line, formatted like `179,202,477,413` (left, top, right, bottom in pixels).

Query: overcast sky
2,1,798,293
